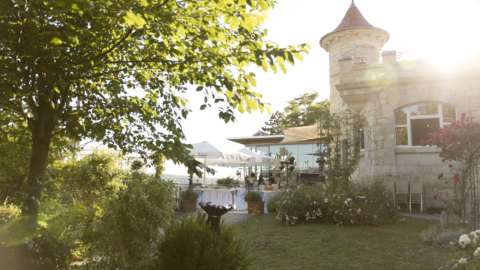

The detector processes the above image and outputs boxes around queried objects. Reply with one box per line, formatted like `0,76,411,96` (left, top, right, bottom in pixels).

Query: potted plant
244,191,264,214
180,189,199,212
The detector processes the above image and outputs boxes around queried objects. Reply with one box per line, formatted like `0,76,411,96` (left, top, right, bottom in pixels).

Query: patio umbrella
215,149,281,168
190,141,252,184
215,149,282,186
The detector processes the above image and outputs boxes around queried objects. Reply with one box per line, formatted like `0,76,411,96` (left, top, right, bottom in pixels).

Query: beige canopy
280,124,324,145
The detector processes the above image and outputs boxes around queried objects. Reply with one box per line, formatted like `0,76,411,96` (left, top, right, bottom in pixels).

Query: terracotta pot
180,200,197,212
246,201,265,215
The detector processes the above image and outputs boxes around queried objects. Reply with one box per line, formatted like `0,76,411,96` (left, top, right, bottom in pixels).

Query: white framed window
394,103,456,147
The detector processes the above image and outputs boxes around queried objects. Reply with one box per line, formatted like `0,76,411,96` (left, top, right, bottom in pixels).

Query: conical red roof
334,3,373,31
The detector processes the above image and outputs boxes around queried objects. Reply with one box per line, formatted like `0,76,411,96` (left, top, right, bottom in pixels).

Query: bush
244,191,262,202
156,213,254,270
266,191,287,213
441,229,480,269
0,199,20,226
275,187,322,225
182,189,199,200
0,231,71,270
83,177,175,269
273,180,398,226
421,217,469,248
217,177,241,186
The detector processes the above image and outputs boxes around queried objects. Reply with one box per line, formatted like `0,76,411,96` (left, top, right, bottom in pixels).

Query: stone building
320,1,480,209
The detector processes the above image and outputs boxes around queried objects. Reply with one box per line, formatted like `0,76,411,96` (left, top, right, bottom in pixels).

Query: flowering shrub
274,180,397,226
421,113,480,219
442,229,480,269
275,187,322,225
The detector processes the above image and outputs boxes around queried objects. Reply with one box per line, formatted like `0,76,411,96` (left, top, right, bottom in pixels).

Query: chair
410,183,423,213
385,182,396,206
395,181,409,211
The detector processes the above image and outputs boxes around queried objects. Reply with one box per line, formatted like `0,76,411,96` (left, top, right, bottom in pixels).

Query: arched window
395,103,456,147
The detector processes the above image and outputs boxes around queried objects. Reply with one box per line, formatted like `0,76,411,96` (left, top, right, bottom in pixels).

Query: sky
137,0,480,178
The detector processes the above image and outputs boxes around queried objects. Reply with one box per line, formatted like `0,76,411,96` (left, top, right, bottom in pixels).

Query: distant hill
162,174,219,185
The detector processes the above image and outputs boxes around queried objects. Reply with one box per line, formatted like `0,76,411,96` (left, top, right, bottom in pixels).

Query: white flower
324,198,328,203
475,247,480,257
475,230,480,239
474,238,478,245
458,258,467,265
459,234,472,248
397,206,400,210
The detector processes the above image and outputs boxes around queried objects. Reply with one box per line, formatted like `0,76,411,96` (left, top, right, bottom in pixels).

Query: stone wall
338,51,480,212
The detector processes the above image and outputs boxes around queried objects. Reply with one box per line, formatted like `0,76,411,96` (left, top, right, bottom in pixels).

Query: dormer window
395,103,456,147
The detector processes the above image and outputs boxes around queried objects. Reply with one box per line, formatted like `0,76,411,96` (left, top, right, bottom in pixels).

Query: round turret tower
320,1,390,113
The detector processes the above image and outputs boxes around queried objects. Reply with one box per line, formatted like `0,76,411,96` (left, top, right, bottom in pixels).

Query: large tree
261,110,283,135
283,92,329,127
0,0,309,242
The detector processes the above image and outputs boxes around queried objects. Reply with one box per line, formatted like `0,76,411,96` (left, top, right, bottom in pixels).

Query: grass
233,214,450,270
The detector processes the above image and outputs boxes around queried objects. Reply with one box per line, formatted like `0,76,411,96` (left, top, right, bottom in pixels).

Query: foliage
244,191,263,202
0,231,72,270
181,189,199,201
275,187,322,225
44,150,125,205
318,111,366,191
0,199,21,226
217,176,241,186
157,213,254,270
0,0,309,243
30,232,73,270
422,113,480,219
261,110,284,135
274,146,293,162
0,110,70,205
421,218,469,249
83,177,175,269
441,230,480,269
274,180,397,226
283,92,329,128
266,190,287,213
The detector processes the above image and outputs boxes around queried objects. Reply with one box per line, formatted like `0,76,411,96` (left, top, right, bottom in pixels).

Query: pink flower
349,209,352,212
420,139,426,146
427,139,433,146
454,174,460,182
449,163,453,168
291,194,294,198
442,158,446,163
439,152,444,158
434,194,438,200
452,198,457,203
438,173,444,180
357,209,361,213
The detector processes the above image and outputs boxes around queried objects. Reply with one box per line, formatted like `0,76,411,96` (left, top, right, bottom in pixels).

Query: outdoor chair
409,183,423,213
395,181,409,211
385,181,396,206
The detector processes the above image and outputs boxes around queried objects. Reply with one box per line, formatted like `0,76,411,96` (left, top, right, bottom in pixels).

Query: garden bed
234,214,450,270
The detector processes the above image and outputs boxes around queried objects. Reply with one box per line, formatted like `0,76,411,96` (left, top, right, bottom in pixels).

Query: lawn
233,214,450,270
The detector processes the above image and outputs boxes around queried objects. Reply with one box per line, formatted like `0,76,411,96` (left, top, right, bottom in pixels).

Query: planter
180,200,197,212
246,201,265,215
427,207,446,215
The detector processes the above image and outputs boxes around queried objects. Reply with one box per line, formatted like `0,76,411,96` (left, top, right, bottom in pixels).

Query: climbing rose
438,173,444,180
454,174,460,182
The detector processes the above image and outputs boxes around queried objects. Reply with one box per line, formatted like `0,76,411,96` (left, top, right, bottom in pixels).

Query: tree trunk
15,113,55,269
22,134,51,229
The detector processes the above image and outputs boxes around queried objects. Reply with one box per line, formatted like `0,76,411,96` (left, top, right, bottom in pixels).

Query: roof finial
351,0,355,6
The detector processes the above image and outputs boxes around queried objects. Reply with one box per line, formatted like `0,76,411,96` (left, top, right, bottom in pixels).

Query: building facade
320,2,480,209
229,2,480,211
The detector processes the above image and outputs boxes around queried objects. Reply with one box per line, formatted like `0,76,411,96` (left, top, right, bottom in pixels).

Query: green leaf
218,32,226,43
123,11,146,27
200,105,207,110
196,86,204,92
49,37,63,46
261,59,268,72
